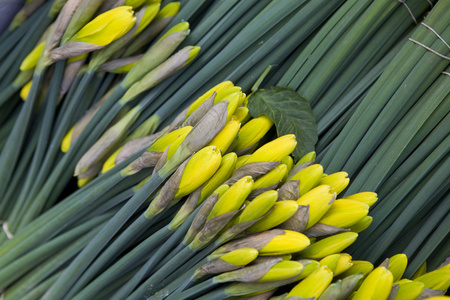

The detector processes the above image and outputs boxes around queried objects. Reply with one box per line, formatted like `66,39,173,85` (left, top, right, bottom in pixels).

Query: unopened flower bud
20,81,33,101
20,41,45,71
233,115,274,152
208,117,241,153
281,156,294,182
244,135,297,165
319,199,369,228
349,216,373,233
252,164,287,190
319,172,349,195
289,164,324,196
187,81,234,117
342,192,378,207
387,254,407,282
353,267,393,300
235,190,277,225
247,200,298,232
298,232,358,259
393,280,424,300
413,269,450,290
200,153,237,202
259,230,310,256
258,260,304,282
233,107,250,124
296,151,316,165
297,185,336,229
336,260,374,280
287,266,333,298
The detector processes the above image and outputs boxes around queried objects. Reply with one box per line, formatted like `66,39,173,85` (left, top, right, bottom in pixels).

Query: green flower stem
54,71,84,128
172,278,216,300
8,60,66,233
72,226,173,300
112,203,204,300
18,271,62,300
0,84,19,108
0,211,111,289
196,287,227,300
0,71,45,198
3,224,106,300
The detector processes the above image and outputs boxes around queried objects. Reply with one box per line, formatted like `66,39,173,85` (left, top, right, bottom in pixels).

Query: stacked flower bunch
0,0,201,240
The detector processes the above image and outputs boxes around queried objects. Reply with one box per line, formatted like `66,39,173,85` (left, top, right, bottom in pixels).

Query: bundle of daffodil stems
0,0,449,299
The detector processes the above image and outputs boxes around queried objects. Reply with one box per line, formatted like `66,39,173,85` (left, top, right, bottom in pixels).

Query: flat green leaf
247,86,317,160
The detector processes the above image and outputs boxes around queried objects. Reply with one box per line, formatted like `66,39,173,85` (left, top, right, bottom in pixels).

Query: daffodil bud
392,280,424,300
295,259,321,280
336,260,374,280
207,176,253,220
187,81,234,117
289,164,324,196
120,46,200,104
207,117,241,153
349,216,373,233
281,156,294,182
211,230,310,259
20,81,33,101
258,261,304,282
319,274,364,300
353,267,393,300
252,164,287,191
320,254,353,277
233,107,250,124
220,92,246,122
287,266,333,299
75,105,142,177
51,6,136,61
214,86,242,103
123,21,189,87
243,135,297,165
199,152,237,202
98,55,143,73
259,230,310,256
413,269,450,290
342,192,378,207
149,126,192,151
319,254,340,274
194,248,259,279
387,254,407,282
125,0,147,8
297,185,336,229
247,201,298,232
296,151,316,165
233,115,274,152
298,232,358,259
318,199,369,228
20,41,45,71
235,190,278,225
319,172,349,195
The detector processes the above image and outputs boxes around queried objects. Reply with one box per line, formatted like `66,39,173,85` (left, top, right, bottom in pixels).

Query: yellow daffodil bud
413,269,450,290
289,164,324,196
244,135,297,165
247,200,298,232
125,0,147,9
296,151,316,166
200,153,237,202
61,126,75,153
259,230,310,256
20,80,33,101
235,155,250,169
297,185,336,229
394,280,424,300
319,172,350,195
159,21,189,41
166,128,194,160
287,266,333,298
281,156,294,181
236,190,277,224
425,297,450,300
149,126,192,151
337,260,374,279
134,3,160,36
349,216,373,233
174,146,222,198
214,86,241,103
233,115,274,151
221,248,259,267
296,260,321,280
319,199,369,228
187,81,234,117
20,41,44,71
320,254,353,276
259,261,304,282
298,232,358,259
208,117,241,153
69,6,136,47
388,254,407,282
77,177,92,188
219,92,245,121
155,2,179,20
102,146,123,173
233,107,250,124
343,192,378,207
207,176,253,220
353,267,393,300
252,164,287,190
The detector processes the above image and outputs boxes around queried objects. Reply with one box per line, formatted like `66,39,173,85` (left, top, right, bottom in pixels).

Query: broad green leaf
247,86,317,160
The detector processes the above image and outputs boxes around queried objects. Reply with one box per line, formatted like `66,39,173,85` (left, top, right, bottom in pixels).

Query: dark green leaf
247,86,317,160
